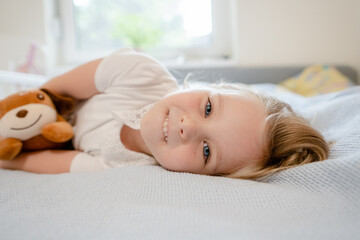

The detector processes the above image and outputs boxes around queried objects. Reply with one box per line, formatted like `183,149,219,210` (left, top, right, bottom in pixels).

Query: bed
0,66,359,239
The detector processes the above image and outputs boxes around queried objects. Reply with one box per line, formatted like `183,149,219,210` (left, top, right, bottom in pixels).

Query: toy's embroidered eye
37,94,45,100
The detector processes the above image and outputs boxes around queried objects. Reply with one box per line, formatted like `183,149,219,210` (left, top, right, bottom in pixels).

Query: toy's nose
16,110,28,118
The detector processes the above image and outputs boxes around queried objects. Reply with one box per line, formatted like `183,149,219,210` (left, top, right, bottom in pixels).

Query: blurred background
0,0,359,79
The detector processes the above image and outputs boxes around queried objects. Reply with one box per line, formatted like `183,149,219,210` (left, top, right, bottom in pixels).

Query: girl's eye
203,142,211,163
205,98,212,117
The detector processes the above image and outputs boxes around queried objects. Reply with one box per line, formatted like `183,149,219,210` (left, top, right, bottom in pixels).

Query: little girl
0,49,329,179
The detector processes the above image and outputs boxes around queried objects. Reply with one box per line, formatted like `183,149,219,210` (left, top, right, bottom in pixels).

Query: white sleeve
94,48,177,92
70,152,105,173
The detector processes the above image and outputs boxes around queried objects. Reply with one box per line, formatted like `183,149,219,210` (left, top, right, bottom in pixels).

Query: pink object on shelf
16,42,40,74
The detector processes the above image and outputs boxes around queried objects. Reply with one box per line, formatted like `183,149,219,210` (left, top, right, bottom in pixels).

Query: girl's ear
40,88,75,115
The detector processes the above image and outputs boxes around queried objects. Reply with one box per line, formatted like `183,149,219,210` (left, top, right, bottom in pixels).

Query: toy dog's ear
40,88,75,115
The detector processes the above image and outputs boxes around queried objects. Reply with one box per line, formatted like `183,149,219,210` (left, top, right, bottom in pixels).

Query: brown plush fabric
0,89,74,160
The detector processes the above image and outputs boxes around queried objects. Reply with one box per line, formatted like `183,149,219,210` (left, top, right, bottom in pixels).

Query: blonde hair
226,94,330,180
183,78,329,180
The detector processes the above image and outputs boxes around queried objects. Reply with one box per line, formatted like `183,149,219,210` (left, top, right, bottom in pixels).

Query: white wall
0,0,56,75
0,0,46,40
0,0,359,79
232,0,360,77
0,0,44,69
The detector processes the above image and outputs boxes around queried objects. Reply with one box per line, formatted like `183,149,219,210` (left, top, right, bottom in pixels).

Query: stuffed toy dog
0,89,74,160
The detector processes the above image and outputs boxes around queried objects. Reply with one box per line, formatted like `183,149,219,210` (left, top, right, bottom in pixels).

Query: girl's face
140,89,267,175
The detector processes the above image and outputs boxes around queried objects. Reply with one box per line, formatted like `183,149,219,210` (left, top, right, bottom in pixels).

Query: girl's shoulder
95,48,178,92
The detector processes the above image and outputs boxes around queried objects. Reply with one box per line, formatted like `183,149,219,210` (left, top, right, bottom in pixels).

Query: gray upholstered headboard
169,66,358,85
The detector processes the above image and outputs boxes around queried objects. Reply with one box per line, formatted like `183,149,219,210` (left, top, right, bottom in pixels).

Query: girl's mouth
163,115,169,142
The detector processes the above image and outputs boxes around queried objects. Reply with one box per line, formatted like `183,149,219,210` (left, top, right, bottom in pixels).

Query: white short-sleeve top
71,49,179,171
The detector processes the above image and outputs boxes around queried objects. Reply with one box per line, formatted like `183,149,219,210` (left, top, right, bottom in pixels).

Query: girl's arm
0,58,104,173
0,150,80,173
41,58,103,100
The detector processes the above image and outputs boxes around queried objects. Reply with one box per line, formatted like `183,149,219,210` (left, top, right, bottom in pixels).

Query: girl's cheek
158,144,200,172
170,151,197,172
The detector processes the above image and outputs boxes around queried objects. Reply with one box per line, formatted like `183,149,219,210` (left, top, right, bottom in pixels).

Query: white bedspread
1,85,359,239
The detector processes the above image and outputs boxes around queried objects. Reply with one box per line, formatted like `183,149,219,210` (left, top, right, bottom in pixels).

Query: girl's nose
179,115,197,141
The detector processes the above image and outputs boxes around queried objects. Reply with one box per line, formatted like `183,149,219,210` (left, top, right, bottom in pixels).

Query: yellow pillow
279,65,354,97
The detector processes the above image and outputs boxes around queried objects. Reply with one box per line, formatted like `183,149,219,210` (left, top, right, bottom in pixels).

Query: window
59,0,232,64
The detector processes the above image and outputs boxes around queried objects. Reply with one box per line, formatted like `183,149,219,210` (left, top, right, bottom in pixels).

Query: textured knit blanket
1,85,359,240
